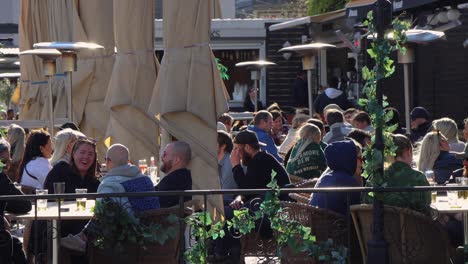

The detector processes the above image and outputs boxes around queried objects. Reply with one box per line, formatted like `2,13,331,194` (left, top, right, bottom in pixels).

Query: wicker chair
289,178,318,204
88,200,200,264
279,202,347,264
350,204,454,264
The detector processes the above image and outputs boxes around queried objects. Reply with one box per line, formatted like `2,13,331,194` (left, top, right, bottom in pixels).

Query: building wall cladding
265,23,308,107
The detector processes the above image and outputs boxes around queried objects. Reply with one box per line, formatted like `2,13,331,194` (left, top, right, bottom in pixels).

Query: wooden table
431,196,468,244
8,200,95,264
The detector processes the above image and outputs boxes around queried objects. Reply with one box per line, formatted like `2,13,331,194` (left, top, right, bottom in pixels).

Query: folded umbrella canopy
148,0,229,217
104,0,160,163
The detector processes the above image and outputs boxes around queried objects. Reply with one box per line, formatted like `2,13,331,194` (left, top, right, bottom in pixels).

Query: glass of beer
75,188,87,211
138,159,148,174
36,189,48,211
456,177,468,200
430,183,437,203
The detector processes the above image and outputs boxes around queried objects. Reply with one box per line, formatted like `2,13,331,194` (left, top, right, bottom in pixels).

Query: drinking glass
446,183,459,207
425,170,435,184
430,183,437,203
53,182,66,195
75,188,87,211
36,189,48,211
148,166,158,184
138,159,148,174
455,177,468,200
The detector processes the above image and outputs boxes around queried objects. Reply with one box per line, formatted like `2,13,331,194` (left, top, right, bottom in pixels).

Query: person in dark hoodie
310,140,362,215
313,76,353,116
0,139,31,264
409,106,431,144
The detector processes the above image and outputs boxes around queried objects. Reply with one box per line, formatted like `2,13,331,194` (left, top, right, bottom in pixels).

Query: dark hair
347,129,371,147
326,110,344,126
70,138,98,181
218,113,233,126
254,110,272,126
59,122,79,131
266,102,282,113
18,130,51,182
217,131,233,153
343,108,358,116
392,134,412,157
307,118,324,132
270,110,283,122
353,111,371,125
328,76,339,88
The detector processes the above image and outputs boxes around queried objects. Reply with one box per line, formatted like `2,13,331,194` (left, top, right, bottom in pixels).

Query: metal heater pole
48,76,55,136
403,63,411,134
307,69,313,115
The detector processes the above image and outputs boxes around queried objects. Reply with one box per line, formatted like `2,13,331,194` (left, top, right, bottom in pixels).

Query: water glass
148,166,159,184
36,189,48,211
75,188,87,211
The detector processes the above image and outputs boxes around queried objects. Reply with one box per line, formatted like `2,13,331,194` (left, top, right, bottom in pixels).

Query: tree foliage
0,79,12,109
307,0,348,16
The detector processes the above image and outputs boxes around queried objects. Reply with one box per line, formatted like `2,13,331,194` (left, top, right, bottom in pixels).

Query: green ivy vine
184,171,346,263
358,12,410,190
215,58,229,81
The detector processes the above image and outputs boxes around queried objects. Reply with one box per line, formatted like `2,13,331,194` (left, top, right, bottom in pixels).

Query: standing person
18,130,53,191
5,124,25,182
432,117,465,152
293,70,308,107
247,110,283,162
310,140,362,215
154,141,193,208
409,106,431,144
417,131,462,184
286,124,326,180
313,76,353,116
371,134,430,214
0,140,31,264
243,87,263,112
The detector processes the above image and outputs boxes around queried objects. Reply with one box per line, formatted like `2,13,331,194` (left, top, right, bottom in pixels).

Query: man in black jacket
0,139,32,263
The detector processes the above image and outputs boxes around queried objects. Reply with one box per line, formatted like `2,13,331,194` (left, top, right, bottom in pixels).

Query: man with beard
154,141,192,208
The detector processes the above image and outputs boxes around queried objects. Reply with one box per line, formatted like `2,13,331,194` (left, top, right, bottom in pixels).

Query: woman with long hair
49,128,85,166
18,130,52,190
417,131,462,184
432,117,465,152
286,124,326,179
5,124,25,182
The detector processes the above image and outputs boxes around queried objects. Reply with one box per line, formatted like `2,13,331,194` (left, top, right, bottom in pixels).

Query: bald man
155,142,192,208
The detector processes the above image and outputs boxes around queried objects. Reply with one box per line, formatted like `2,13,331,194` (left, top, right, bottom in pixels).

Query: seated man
154,141,192,208
0,139,31,263
310,140,362,215
61,144,159,252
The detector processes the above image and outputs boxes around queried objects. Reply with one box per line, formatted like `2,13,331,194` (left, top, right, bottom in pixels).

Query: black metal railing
1,185,467,264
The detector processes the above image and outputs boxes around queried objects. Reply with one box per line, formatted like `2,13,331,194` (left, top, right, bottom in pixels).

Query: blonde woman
417,131,462,184
432,117,465,152
278,113,309,156
49,128,85,166
5,124,25,182
286,124,326,179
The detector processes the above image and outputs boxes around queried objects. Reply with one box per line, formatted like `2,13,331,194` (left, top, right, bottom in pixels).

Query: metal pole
48,76,55,137
67,72,73,122
307,69,313,115
403,63,411,135
367,0,390,263
254,79,258,112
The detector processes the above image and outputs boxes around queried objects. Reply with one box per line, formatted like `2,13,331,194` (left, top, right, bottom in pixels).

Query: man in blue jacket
248,110,283,163
310,140,362,215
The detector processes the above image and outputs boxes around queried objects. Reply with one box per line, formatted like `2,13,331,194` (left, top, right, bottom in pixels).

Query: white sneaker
61,234,86,253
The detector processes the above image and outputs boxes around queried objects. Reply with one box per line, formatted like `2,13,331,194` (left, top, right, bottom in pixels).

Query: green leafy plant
358,12,410,191
215,58,229,80
0,79,11,110
90,199,178,252
308,0,347,16
184,170,346,263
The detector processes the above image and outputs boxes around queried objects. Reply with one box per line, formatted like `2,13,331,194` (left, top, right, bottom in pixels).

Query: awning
269,9,345,31
393,0,439,12
345,0,376,21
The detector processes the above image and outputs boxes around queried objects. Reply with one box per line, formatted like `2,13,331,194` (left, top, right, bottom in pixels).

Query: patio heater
235,60,276,112
395,30,444,134
279,43,336,115
32,42,104,123
19,49,62,135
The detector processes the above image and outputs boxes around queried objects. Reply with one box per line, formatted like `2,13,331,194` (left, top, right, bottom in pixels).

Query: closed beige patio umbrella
148,0,229,216
104,0,160,163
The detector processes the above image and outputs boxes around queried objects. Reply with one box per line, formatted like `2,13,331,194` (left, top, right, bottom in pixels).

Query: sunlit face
161,144,176,173
272,117,283,133
260,117,273,132
40,139,53,159
73,143,96,175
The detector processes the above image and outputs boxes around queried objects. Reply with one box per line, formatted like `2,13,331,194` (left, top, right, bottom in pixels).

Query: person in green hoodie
286,123,326,179
379,134,431,214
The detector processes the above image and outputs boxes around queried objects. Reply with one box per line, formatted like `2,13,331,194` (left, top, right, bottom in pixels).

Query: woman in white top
18,130,53,190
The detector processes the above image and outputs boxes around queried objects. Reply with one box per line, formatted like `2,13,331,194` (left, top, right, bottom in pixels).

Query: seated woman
310,140,362,215
432,117,465,152
5,124,25,183
417,131,462,184
0,139,31,263
286,124,326,180
18,130,53,192
375,134,430,214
